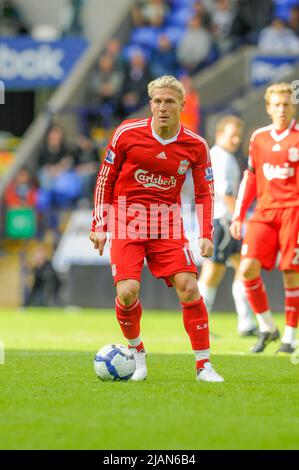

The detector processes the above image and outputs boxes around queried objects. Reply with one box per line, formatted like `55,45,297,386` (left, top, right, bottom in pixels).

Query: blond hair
215,115,244,136
148,75,185,101
264,82,293,104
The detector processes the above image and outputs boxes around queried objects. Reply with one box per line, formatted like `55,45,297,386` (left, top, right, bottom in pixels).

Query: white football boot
130,349,147,381
196,362,224,383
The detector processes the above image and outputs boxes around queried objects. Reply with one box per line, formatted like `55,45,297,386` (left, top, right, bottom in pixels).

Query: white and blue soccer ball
94,344,136,381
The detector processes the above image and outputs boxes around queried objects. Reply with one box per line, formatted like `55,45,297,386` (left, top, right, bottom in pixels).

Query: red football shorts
241,207,299,272
109,237,198,286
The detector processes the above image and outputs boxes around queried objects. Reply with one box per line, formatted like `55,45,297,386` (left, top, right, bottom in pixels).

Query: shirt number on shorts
292,248,299,265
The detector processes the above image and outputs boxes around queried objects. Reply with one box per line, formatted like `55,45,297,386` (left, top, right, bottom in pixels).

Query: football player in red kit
90,75,224,382
231,82,299,354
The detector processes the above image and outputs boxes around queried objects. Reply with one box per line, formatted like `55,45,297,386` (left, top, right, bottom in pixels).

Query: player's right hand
89,231,107,256
230,221,242,240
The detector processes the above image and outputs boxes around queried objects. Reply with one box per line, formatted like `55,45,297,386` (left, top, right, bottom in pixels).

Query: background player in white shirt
198,115,257,336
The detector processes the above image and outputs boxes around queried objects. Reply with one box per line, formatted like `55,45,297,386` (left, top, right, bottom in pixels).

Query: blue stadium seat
168,0,195,7
161,26,185,46
122,44,151,63
273,0,299,22
165,7,193,27
130,27,159,49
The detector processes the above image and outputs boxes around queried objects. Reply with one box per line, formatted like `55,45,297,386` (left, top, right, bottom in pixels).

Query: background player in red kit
231,82,299,353
90,75,224,382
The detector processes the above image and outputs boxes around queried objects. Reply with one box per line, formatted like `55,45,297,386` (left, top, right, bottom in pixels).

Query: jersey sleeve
247,131,257,173
91,125,126,233
232,133,257,222
191,141,214,241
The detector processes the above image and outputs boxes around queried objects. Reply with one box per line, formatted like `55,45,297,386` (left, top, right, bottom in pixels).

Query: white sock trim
194,349,210,361
128,336,142,347
282,326,297,345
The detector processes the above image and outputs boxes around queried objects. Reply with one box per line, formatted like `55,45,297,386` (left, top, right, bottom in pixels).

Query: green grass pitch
0,309,298,450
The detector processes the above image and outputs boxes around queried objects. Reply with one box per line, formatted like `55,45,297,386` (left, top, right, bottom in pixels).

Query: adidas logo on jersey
272,143,281,152
155,151,167,159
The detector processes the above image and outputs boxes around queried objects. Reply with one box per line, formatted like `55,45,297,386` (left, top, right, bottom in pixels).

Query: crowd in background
2,0,299,193
87,0,299,125
3,0,299,229
1,0,299,305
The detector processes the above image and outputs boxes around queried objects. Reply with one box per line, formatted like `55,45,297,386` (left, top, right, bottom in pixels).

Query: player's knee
283,270,299,288
239,259,260,280
177,280,199,303
116,280,140,307
117,286,139,307
118,290,138,307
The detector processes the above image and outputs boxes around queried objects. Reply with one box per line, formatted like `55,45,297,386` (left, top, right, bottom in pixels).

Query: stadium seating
130,27,159,49
165,7,193,27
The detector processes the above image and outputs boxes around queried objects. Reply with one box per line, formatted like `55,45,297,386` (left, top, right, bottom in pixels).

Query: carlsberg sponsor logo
263,163,294,181
135,169,177,190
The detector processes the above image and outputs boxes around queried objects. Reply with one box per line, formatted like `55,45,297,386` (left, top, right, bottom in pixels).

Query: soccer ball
94,344,136,381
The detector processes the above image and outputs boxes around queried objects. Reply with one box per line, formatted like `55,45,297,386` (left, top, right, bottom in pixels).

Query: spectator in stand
230,0,273,44
89,53,124,115
38,125,73,188
273,0,299,22
104,37,124,72
131,0,169,28
142,0,169,27
289,5,299,35
74,133,100,202
25,245,60,307
212,0,235,53
0,0,28,35
131,2,145,28
258,17,299,52
176,15,212,74
118,49,153,118
150,33,178,78
179,74,201,134
38,125,81,209
192,0,213,30
5,168,38,208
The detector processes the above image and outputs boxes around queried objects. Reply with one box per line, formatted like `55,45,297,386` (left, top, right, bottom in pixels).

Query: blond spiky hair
264,82,293,104
148,75,185,101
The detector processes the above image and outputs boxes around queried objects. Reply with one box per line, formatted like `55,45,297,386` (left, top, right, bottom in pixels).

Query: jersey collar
150,118,181,145
270,118,296,142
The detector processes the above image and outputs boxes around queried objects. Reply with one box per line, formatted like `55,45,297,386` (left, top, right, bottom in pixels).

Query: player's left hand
199,238,214,257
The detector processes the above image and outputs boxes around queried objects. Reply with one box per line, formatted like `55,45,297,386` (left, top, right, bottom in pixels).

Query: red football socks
182,297,210,351
285,287,299,328
115,297,142,340
243,277,270,314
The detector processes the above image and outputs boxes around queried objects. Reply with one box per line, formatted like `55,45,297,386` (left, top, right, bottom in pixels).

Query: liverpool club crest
288,147,299,162
177,159,189,175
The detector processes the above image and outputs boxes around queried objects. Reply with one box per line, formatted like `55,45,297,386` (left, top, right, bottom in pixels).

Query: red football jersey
234,118,299,221
91,117,214,240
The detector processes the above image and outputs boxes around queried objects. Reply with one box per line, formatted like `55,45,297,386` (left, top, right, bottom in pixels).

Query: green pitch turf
0,309,298,450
